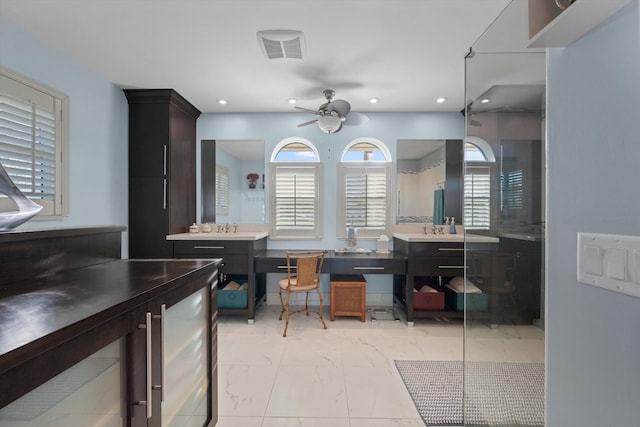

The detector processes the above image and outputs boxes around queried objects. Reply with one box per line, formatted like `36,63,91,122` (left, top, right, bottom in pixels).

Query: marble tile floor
216,305,545,427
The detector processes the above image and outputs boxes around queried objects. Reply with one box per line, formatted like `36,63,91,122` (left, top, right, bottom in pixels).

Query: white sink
167,231,268,241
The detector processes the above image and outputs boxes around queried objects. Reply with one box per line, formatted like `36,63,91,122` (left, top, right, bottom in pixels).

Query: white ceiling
0,0,514,114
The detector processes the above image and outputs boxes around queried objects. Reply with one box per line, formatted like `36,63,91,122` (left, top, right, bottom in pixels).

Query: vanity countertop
167,231,269,241
498,231,544,242
392,232,499,243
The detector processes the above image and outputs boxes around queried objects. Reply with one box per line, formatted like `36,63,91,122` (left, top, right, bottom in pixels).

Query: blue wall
0,17,129,253
546,3,640,425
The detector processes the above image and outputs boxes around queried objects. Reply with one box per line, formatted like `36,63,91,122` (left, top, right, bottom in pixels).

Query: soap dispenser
449,217,456,234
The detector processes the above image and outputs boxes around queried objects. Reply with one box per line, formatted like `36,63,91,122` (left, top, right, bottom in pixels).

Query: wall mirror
396,139,462,224
201,139,266,224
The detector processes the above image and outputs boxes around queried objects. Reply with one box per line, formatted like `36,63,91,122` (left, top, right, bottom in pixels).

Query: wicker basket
330,274,367,321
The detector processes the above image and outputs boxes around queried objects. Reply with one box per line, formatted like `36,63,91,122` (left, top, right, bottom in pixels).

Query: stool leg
317,288,327,330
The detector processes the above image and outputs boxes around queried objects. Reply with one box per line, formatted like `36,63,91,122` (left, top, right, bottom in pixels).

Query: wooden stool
330,274,366,322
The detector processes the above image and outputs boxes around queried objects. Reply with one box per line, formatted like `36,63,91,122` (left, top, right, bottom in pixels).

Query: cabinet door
162,287,210,427
0,339,124,427
129,176,172,258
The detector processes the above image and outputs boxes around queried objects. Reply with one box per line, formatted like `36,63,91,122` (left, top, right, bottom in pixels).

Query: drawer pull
438,248,465,252
277,265,296,269
194,245,225,249
354,266,385,270
438,265,467,269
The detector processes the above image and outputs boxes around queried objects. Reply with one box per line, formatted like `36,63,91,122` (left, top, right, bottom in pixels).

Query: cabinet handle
354,266,385,270
438,265,468,269
162,179,167,210
277,265,295,269
163,145,167,175
438,248,465,252
137,312,153,419
153,304,166,401
193,245,225,249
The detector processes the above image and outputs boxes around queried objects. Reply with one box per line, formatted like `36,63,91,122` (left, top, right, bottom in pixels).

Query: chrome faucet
232,223,239,233
224,223,230,233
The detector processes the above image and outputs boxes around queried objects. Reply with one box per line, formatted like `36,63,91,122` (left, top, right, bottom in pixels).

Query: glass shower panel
464,0,546,426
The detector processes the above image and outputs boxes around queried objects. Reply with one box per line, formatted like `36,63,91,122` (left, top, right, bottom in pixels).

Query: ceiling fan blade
327,99,351,117
297,119,318,127
294,106,320,115
342,112,369,126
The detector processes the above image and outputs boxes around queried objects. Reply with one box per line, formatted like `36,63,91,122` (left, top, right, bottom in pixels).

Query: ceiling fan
295,89,368,133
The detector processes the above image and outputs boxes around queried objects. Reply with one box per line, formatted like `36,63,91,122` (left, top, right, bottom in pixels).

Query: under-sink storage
219,278,249,309
172,236,267,323
413,280,445,311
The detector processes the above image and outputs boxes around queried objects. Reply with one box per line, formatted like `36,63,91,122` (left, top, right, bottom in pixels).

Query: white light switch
605,248,626,280
584,245,603,276
577,233,640,298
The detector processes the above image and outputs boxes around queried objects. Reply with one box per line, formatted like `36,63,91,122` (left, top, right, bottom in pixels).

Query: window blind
345,172,387,228
0,72,64,216
464,166,491,229
501,169,524,211
273,165,318,233
215,164,229,216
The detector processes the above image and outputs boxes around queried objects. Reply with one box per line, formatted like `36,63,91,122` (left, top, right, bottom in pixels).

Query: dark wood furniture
254,250,406,276
0,227,219,427
393,238,467,324
125,89,201,258
173,237,268,324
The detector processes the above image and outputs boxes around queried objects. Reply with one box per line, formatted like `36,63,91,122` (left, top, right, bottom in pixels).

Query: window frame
269,138,322,240
0,66,69,219
337,139,393,240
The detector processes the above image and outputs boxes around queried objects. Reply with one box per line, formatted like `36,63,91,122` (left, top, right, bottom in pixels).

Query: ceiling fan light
318,115,342,133
288,98,297,104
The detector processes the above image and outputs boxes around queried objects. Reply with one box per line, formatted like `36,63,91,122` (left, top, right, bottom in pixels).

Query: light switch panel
577,233,640,298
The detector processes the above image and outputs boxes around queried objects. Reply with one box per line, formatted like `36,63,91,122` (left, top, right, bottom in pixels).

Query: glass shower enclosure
463,0,546,425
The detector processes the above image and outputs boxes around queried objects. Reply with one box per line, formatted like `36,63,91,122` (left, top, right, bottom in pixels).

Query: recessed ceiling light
480,98,491,104
288,98,297,105
217,99,227,105
369,98,379,104
436,97,447,104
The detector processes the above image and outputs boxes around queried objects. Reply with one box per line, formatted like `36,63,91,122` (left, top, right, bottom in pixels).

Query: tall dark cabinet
125,89,201,258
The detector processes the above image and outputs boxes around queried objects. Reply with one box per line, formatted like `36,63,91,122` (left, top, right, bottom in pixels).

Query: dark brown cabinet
173,237,268,323
0,228,219,427
393,239,466,323
125,89,201,258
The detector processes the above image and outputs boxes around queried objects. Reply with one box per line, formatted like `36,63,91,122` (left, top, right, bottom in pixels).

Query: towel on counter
433,188,445,225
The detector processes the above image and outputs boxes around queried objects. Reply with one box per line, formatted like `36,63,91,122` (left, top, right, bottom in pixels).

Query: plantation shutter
464,166,491,229
273,165,318,233
0,74,61,215
501,169,524,211
215,165,229,216
345,170,387,228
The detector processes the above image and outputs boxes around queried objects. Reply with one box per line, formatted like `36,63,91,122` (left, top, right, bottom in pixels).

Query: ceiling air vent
257,30,305,59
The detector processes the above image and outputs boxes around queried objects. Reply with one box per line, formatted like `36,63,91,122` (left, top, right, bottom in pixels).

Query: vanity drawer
409,242,465,256
412,255,465,276
173,240,250,256
217,255,250,274
330,258,406,275
254,257,331,274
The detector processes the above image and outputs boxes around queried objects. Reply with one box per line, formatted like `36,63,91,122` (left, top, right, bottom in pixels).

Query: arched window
337,138,392,240
464,137,495,230
269,138,322,239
